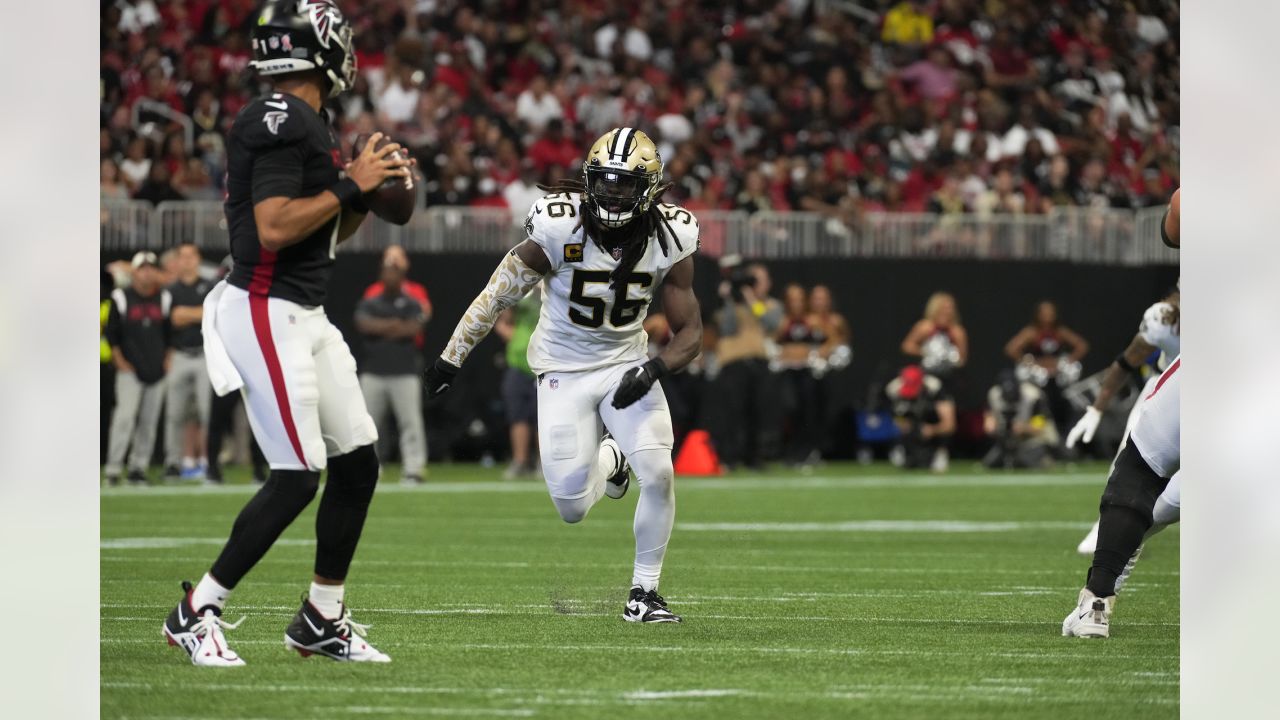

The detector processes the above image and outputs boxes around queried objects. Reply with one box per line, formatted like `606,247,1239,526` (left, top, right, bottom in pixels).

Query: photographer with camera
712,260,783,471
982,369,1059,469
885,365,956,472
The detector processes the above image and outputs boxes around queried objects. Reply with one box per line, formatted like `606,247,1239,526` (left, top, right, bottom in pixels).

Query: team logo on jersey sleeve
564,243,583,262
263,110,289,135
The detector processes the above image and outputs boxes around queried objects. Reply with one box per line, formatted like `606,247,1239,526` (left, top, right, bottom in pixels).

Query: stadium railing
101,199,1179,265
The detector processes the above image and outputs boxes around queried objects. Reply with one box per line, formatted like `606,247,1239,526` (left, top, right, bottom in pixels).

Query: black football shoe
623,586,682,623
162,581,246,667
601,433,630,500
127,469,149,486
284,597,390,662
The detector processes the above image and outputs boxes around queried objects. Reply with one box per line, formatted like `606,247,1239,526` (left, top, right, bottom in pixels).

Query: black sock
1086,440,1167,597
314,444,380,581
210,469,320,587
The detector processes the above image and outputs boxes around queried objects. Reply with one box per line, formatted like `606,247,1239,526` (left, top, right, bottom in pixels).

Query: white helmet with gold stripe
582,127,663,228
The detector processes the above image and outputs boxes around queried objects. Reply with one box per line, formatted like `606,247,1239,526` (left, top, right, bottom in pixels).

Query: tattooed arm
425,240,550,397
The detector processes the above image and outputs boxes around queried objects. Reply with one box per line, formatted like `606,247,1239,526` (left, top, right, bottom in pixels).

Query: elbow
258,224,295,252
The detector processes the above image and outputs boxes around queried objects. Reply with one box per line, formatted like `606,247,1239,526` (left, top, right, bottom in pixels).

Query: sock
1087,504,1149,597
314,444,380,580
629,448,676,592
309,581,345,620
192,572,231,612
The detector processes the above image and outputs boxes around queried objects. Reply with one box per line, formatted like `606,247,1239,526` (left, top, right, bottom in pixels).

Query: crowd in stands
102,0,1180,218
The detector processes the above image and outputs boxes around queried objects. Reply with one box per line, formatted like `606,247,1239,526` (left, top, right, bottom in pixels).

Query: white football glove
1065,406,1102,448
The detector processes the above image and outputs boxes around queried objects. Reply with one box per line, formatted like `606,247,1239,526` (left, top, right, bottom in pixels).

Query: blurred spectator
982,369,1059,469
101,158,129,201
503,160,544,221
1000,105,1060,160
901,291,968,388
881,1,935,46
885,365,955,472
515,75,564,134
134,163,185,206
104,252,171,485
119,137,152,192
494,292,541,480
896,45,957,101
162,243,214,482
712,262,782,470
356,253,430,485
973,167,1027,217
527,119,579,177
378,61,422,126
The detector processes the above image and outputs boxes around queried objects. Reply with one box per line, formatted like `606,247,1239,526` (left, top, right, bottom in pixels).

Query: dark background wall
104,249,1178,458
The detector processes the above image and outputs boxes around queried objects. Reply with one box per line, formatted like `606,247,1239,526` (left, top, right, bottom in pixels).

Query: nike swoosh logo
265,100,289,110
535,206,543,214
303,614,326,637
177,605,188,625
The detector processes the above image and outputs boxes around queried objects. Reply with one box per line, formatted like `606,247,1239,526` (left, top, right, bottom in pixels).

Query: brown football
351,133,418,225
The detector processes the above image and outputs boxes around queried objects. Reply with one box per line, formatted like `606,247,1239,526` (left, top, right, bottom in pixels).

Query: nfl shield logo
549,378,559,390
611,247,623,260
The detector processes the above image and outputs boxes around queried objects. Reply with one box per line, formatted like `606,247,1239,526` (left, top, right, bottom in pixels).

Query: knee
325,444,380,504
630,449,674,494
553,496,591,524
1100,441,1166,519
266,469,322,512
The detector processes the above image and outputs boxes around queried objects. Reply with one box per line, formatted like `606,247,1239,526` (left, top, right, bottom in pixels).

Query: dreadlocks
537,180,684,292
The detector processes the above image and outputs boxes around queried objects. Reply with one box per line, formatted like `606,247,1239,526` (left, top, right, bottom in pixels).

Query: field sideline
101,462,1178,719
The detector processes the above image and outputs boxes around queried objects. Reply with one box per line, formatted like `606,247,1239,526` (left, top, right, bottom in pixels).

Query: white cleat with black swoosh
1062,587,1114,638
284,597,390,662
623,586,682,623
163,581,246,667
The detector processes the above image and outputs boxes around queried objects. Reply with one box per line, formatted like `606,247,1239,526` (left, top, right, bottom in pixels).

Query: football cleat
284,597,390,662
127,469,148,486
162,581,246,667
1077,520,1100,555
1062,587,1114,638
623,586,682,623
601,433,630,500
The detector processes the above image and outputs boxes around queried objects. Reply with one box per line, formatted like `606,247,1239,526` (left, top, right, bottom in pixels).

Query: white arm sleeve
441,250,544,367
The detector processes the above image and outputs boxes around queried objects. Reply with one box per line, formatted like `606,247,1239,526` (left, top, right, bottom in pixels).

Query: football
351,132,418,225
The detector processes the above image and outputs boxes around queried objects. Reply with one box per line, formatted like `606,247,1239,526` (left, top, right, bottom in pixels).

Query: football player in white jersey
1063,189,1180,638
425,128,701,623
1066,291,1180,554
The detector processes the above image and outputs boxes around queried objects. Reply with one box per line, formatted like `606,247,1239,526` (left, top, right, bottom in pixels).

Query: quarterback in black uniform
162,0,409,666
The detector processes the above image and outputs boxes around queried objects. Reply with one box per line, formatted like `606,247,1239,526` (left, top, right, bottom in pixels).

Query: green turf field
100,462,1178,719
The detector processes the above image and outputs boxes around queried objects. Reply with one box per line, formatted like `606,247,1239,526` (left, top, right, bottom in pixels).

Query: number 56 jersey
524,192,699,375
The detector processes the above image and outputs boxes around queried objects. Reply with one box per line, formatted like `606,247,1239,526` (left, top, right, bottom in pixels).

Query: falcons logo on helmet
300,0,343,49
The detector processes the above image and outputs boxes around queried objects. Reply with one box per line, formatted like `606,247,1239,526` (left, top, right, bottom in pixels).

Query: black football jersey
224,91,345,307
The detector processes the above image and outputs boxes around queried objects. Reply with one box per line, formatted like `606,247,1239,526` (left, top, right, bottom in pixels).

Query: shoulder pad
656,203,700,261
524,193,583,270
234,94,309,150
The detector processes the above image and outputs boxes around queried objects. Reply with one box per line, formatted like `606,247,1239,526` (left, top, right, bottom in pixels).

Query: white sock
309,582,345,620
191,573,231,612
629,448,675,593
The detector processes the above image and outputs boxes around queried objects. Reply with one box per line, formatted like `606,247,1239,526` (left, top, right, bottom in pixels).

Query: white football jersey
1138,301,1180,367
524,192,699,374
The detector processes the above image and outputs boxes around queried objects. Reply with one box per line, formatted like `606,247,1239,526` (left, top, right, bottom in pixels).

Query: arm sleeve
251,141,307,203
441,249,545,367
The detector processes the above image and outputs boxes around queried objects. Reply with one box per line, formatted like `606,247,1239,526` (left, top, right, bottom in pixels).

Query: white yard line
100,472,1106,498
680,520,1091,533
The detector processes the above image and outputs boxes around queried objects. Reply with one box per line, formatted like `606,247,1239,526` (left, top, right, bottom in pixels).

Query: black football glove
611,358,669,409
424,357,461,399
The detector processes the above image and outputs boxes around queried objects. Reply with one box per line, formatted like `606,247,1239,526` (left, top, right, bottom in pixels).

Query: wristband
1159,208,1174,248
1114,353,1137,373
647,357,670,379
330,177,368,213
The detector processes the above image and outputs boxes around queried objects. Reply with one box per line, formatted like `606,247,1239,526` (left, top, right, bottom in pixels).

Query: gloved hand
1065,406,1102,448
611,358,668,409
424,357,461,399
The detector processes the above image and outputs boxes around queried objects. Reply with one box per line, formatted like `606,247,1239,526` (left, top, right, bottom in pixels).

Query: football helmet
582,128,663,228
250,1,357,99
